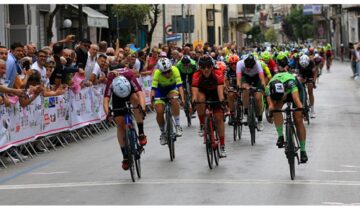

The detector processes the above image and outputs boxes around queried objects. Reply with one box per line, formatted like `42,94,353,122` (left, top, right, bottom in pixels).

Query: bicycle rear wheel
214,127,220,166
248,98,256,146
286,123,296,180
237,101,244,140
205,114,214,169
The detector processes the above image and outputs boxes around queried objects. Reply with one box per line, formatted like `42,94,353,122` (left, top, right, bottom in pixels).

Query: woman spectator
142,47,159,76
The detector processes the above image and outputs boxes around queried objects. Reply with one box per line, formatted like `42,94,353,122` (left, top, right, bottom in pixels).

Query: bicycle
240,87,261,146
302,78,315,125
195,101,222,169
183,74,192,127
154,96,179,161
112,102,144,182
270,102,303,180
229,86,243,141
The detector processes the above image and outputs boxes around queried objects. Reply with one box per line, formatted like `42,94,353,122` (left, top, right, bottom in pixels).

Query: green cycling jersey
176,59,198,74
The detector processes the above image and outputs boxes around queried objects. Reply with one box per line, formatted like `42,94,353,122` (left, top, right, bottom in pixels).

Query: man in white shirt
90,54,107,85
31,50,48,84
85,44,99,81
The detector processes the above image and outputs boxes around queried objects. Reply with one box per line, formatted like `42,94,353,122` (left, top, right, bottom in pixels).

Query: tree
112,4,161,48
46,5,64,45
264,28,277,43
283,5,314,42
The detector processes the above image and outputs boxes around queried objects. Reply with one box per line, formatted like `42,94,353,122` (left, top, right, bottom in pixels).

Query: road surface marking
0,160,55,184
1,178,360,190
30,171,69,175
318,169,358,173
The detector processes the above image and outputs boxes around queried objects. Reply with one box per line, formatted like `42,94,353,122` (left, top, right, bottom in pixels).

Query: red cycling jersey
192,69,224,91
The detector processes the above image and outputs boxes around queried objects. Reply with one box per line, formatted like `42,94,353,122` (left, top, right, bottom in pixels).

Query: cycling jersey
298,60,316,80
176,59,197,74
266,59,277,75
265,72,298,96
192,69,224,101
259,60,272,79
152,66,183,91
104,67,141,99
236,60,264,77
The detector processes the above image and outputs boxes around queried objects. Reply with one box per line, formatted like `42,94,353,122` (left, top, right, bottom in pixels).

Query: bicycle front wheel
166,109,175,161
205,114,214,169
286,123,296,180
126,129,136,182
248,98,256,146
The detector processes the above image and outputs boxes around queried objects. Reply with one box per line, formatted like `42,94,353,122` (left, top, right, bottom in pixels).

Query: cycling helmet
299,55,310,68
157,57,172,73
228,54,239,64
309,47,314,54
276,52,288,68
244,54,256,68
112,75,131,98
181,55,191,65
269,80,285,101
198,55,214,69
261,51,271,62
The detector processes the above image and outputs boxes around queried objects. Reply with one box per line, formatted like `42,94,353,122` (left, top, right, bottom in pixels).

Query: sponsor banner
141,75,153,105
0,85,106,152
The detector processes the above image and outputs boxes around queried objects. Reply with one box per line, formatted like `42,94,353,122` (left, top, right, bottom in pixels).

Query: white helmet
112,75,131,98
299,55,310,68
157,58,172,73
314,53,320,59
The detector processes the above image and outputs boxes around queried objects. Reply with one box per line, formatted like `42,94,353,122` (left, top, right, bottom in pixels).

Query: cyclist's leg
227,91,235,115
195,90,206,136
241,80,251,122
168,90,181,126
307,82,315,116
130,92,147,145
273,100,285,147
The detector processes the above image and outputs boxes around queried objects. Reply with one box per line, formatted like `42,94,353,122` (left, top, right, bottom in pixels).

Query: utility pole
182,4,185,46
213,4,216,46
187,5,191,43
163,4,166,44
78,4,83,39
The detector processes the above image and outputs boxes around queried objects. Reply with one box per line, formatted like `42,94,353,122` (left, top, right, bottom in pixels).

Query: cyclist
103,70,147,170
276,52,290,73
261,51,277,76
265,72,308,163
325,44,333,72
151,57,185,145
225,54,240,125
298,55,317,118
236,54,267,131
192,55,227,157
313,53,324,81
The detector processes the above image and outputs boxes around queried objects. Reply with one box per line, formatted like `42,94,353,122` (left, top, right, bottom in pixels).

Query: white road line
30,172,69,175
1,179,360,190
341,165,360,168
322,202,360,205
318,169,358,173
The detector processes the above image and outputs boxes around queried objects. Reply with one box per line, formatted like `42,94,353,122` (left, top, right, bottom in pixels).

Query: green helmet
276,52,287,61
252,51,259,60
261,51,271,62
225,54,230,63
284,50,290,58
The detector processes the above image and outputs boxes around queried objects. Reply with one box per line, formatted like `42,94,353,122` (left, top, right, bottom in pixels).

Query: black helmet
244,54,256,68
181,55,191,64
198,55,214,69
269,80,285,100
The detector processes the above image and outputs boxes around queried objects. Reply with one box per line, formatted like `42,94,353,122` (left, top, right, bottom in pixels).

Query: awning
72,5,109,28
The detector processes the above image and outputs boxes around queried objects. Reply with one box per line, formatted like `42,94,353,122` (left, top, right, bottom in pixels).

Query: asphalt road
1,61,360,205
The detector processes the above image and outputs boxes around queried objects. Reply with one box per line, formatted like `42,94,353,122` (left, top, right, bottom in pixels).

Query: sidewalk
331,60,360,86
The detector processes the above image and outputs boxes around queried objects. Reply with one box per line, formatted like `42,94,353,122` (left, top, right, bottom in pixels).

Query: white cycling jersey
236,60,264,77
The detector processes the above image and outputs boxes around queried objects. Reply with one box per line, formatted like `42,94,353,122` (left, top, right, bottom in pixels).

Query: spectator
350,43,357,79
89,54,107,85
142,47,159,76
128,53,141,77
84,44,98,81
31,49,48,84
355,43,360,80
25,43,37,63
98,41,108,56
183,46,191,56
171,50,180,65
137,51,146,72
75,39,91,67
0,45,8,61
0,59,24,102
6,42,24,88
18,71,44,107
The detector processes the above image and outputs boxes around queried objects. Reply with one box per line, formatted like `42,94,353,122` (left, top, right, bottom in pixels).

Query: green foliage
112,4,151,29
264,28,277,42
247,25,264,43
283,5,314,41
